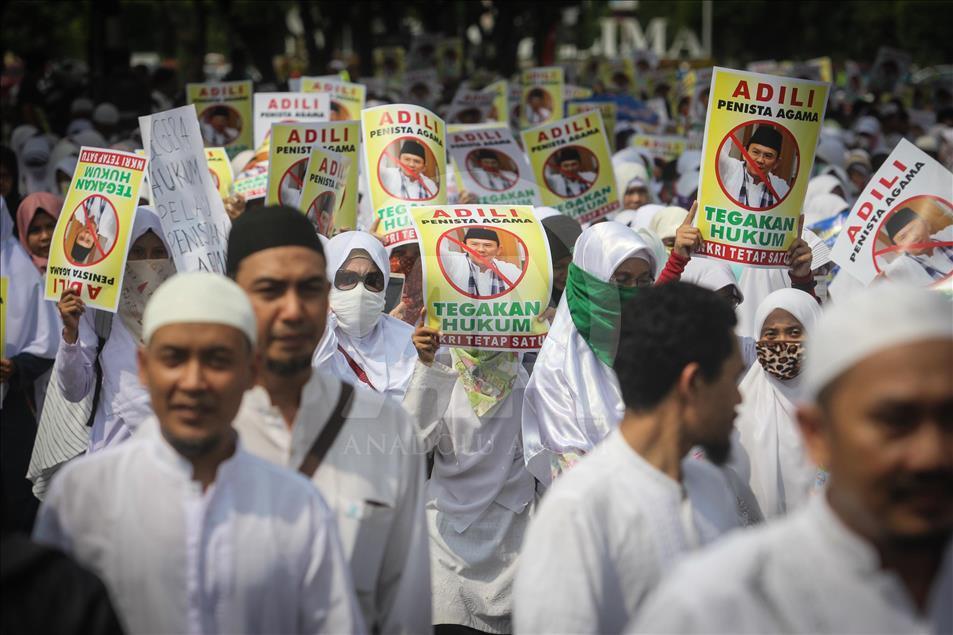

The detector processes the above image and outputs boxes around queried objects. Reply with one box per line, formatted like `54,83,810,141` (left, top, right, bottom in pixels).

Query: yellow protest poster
361,104,447,247
0,276,6,359
299,146,350,237
205,148,233,199
629,134,688,162
521,110,621,223
600,58,636,94
301,77,366,121
567,101,618,151
373,46,405,78
695,67,830,267
807,57,834,84
520,67,564,129
410,205,552,351
232,137,270,202
266,122,324,207
437,37,463,81
45,148,148,311
564,85,594,101
186,80,253,156
482,80,508,124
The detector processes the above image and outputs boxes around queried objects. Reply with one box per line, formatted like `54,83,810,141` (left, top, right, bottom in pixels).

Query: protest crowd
1,6,952,634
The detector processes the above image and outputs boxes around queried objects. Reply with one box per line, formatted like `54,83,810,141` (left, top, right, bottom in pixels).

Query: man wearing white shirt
631,285,953,634
469,149,518,191
379,139,439,200
513,283,745,635
441,227,523,298
200,106,239,147
225,206,433,634
544,147,597,198
33,272,364,635
718,124,791,209
525,88,551,125
881,206,953,284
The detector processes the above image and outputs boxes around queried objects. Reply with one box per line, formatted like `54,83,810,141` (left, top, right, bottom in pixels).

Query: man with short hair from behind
631,284,952,634
514,282,745,635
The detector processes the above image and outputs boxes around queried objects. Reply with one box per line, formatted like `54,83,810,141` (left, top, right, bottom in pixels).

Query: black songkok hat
399,140,426,160
557,147,581,164
747,125,783,154
227,205,324,276
884,207,920,240
463,227,500,244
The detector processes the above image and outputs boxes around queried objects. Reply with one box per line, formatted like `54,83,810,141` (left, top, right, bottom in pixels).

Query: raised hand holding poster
45,148,148,310
694,67,829,267
411,205,552,351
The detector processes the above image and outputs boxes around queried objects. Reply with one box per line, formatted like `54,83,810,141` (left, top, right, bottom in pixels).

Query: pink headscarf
16,192,64,272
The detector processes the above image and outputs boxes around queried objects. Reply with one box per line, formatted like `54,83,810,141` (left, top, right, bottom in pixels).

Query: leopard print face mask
756,341,804,380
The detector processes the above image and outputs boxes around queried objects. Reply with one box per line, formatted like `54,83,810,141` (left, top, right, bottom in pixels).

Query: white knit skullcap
142,272,257,346
804,283,952,400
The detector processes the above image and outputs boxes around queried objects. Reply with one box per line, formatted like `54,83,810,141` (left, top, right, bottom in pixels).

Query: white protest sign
445,88,496,125
253,92,330,148
139,105,232,273
831,139,953,288
448,125,540,206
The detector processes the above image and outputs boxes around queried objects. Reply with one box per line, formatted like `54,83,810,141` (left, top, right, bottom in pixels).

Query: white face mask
119,259,175,344
329,284,385,337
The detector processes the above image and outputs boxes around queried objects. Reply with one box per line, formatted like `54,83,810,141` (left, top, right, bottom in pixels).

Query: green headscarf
564,262,639,366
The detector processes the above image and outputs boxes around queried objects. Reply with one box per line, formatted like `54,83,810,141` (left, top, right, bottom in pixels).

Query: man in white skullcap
33,272,365,635
631,284,952,634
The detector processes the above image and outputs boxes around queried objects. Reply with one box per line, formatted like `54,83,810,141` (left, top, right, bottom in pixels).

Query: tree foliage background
2,0,951,85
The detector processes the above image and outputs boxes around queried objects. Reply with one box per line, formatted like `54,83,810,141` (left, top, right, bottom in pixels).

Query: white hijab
734,288,822,519
522,221,656,484
93,207,173,432
804,175,845,207
629,203,664,231
19,135,57,195
681,257,742,296
805,192,849,229
0,199,60,407
312,231,417,400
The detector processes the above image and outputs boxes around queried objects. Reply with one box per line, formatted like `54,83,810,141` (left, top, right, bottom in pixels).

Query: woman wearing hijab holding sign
521,222,653,484
312,231,422,400
522,218,698,486
401,315,537,635
730,288,824,519
55,207,175,452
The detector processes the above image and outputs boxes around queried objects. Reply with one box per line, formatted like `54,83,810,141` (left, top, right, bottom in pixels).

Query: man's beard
166,430,226,460
700,439,732,466
266,354,312,376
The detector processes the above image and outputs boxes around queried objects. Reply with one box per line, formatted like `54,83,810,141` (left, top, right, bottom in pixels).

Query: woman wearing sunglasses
312,231,425,400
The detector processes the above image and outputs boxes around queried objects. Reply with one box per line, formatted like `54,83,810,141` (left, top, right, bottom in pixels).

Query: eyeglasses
334,269,385,292
611,274,655,289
